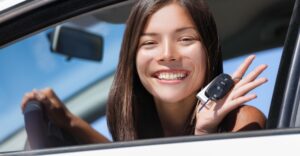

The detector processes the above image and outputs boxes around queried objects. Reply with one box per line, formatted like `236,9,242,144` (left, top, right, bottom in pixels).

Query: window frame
3,128,300,155
0,0,299,155
267,0,300,128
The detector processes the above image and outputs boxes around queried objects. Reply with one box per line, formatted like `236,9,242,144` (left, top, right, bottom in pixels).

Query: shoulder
219,105,266,132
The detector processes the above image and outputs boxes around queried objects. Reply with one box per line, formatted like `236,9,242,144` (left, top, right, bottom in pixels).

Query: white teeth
158,72,187,80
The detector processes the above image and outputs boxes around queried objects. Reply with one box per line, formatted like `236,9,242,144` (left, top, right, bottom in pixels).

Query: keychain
196,73,234,112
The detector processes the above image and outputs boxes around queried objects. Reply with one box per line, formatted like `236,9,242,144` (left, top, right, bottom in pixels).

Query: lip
151,69,190,84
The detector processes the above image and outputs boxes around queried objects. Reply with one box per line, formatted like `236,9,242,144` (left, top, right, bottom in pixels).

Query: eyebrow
175,27,197,33
141,27,198,37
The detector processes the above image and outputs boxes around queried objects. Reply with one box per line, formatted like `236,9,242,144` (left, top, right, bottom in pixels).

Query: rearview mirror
48,26,103,61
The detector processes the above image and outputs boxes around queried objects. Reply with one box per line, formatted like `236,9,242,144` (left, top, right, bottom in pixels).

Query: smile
153,70,189,80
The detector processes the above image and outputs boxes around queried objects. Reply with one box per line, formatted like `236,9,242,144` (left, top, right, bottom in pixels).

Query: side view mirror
48,26,103,62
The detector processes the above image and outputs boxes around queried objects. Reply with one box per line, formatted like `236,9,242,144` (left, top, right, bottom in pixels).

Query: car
0,0,299,155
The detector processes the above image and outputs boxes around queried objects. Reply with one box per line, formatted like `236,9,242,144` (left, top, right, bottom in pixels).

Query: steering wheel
23,100,78,149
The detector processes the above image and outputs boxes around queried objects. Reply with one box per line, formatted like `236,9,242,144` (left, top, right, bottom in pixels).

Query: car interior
0,0,297,154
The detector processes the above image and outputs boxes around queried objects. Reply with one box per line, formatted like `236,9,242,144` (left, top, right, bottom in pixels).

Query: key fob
205,74,234,100
197,73,234,103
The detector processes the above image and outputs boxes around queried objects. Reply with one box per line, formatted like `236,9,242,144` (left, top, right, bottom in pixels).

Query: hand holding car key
194,55,268,135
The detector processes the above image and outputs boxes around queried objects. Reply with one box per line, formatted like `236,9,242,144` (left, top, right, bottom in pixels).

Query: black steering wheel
23,101,78,149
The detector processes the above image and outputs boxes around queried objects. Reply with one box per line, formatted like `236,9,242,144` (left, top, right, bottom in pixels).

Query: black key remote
204,74,234,100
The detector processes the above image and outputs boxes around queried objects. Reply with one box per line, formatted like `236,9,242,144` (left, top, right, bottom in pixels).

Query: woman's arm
219,105,266,132
22,88,111,144
68,114,111,143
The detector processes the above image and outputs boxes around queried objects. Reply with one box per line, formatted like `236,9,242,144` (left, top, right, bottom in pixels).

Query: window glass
223,47,283,116
0,20,125,150
90,47,283,142
0,0,292,153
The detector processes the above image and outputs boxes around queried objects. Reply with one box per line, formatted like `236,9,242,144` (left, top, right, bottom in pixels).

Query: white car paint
44,133,300,156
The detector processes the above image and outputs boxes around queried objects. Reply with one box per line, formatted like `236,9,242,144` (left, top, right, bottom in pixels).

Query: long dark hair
107,0,223,141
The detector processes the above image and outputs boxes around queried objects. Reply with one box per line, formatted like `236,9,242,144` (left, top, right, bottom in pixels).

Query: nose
157,39,180,62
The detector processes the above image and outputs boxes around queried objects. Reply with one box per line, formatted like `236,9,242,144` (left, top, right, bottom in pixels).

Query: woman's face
136,3,207,104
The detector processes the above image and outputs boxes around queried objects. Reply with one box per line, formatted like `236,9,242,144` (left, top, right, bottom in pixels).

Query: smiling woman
106,0,267,141
18,0,268,145
135,3,208,136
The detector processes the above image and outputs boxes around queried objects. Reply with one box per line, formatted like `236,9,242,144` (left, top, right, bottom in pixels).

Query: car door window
0,20,125,152
0,0,295,154
223,47,283,116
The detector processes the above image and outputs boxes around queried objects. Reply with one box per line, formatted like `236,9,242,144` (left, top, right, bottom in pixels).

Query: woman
21,0,267,143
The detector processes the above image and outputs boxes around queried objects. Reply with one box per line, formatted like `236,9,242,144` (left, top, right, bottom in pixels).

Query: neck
154,94,197,137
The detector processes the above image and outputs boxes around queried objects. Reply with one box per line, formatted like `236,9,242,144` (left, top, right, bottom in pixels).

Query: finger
232,77,268,99
35,90,49,102
41,88,63,108
21,92,38,112
223,94,257,112
197,100,216,112
230,94,257,108
231,55,256,82
236,64,268,88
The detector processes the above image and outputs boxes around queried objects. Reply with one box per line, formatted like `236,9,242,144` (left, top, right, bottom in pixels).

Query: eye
140,40,157,49
178,37,196,45
143,40,155,45
180,37,193,41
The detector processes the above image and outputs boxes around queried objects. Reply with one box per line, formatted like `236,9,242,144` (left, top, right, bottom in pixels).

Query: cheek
186,43,206,62
182,44,207,87
136,50,159,96
192,49,206,74
181,43,206,63
136,50,154,81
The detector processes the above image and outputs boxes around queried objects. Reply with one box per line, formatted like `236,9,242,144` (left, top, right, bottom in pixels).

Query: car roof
93,0,295,59
0,0,295,60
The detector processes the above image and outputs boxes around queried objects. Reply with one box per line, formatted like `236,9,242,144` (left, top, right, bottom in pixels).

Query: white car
0,0,299,155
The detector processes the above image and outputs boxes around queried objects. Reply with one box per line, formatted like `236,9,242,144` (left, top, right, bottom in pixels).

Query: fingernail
264,78,268,82
262,64,268,68
259,78,268,83
249,55,256,59
250,94,257,99
37,92,45,99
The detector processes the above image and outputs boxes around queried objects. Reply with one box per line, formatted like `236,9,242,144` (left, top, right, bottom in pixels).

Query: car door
0,0,299,155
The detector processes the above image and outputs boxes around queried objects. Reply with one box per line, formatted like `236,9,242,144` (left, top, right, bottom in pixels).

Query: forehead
143,3,196,33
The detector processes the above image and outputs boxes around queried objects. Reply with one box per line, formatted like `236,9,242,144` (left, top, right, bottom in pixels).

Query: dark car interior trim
0,0,126,48
0,0,55,24
267,0,300,129
0,0,295,61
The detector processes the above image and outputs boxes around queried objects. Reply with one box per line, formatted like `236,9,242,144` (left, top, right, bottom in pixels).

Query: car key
196,73,234,111
205,74,234,100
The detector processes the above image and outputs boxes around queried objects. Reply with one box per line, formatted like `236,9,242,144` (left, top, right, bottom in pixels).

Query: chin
154,93,187,104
